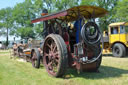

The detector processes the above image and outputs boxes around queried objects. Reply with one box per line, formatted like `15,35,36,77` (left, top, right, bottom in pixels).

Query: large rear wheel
43,34,68,77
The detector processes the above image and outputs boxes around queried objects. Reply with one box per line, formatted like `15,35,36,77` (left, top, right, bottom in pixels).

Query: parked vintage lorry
103,22,128,57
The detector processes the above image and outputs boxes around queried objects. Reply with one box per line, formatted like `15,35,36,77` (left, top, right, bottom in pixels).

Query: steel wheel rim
115,47,120,55
43,37,60,76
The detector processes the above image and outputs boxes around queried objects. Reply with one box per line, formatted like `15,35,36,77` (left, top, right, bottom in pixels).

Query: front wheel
31,48,41,68
112,43,126,57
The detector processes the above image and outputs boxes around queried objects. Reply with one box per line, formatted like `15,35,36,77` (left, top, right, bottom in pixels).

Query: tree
15,27,36,39
0,7,13,46
113,0,128,22
11,0,36,39
81,0,96,5
97,0,119,31
0,23,6,36
81,0,119,31
53,0,80,11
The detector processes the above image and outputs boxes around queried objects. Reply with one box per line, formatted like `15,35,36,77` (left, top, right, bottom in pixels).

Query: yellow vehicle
103,22,128,57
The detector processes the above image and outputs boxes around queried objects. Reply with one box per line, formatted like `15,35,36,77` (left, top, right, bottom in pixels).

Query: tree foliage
0,0,127,43
0,7,13,46
53,0,79,11
11,0,37,39
113,0,128,22
81,0,119,31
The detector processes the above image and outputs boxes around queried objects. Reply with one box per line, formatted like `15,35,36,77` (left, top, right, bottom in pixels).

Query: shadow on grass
64,65,128,79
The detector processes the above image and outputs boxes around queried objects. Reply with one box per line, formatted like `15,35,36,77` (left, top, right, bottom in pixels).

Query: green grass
0,51,128,85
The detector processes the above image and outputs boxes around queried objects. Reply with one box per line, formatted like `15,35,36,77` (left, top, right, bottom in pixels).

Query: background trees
0,0,127,46
113,0,128,22
11,0,36,39
0,7,13,46
81,0,119,31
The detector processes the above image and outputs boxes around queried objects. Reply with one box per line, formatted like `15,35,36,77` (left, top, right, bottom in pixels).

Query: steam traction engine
31,6,108,77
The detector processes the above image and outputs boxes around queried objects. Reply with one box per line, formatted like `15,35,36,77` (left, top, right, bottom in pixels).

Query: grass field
0,51,128,85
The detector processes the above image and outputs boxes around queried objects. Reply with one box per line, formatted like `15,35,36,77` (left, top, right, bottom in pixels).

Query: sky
0,0,25,9
0,0,25,41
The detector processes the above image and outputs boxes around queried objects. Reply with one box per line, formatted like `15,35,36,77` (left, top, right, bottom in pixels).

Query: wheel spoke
44,52,52,60
46,44,51,50
53,45,57,52
54,51,59,55
55,58,59,63
48,62,53,70
51,40,56,51
44,52,49,57
51,44,53,51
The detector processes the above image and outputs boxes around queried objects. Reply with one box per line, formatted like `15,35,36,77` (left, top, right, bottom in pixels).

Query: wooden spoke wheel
31,49,41,68
43,34,68,77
